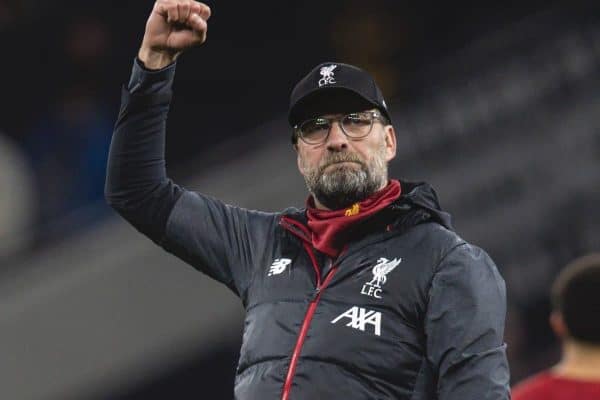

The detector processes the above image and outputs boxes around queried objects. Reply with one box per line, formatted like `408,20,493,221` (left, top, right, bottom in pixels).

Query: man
105,1,510,398
512,254,600,399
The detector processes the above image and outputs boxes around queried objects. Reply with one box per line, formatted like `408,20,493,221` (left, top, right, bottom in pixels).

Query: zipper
278,217,349,400
281,266,337,400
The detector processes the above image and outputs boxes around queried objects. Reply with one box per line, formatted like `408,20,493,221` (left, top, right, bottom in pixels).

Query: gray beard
303,150,388,210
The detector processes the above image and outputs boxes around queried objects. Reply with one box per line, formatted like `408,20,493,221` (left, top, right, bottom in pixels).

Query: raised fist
138,0,211,70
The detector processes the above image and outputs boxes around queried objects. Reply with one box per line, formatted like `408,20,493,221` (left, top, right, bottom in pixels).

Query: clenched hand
138,0,211,70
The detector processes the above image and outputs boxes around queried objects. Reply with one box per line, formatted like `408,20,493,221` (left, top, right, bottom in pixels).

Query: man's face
295,109,397,210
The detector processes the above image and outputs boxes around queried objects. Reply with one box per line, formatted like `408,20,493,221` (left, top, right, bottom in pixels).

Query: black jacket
105,60,510,399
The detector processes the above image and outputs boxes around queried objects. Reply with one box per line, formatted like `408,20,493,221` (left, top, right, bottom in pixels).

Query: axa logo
331,306,382,336
318,65,337,87
267,258,291,276
360,257,402,299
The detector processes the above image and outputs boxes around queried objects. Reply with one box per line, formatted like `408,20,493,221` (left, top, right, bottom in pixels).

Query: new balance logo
268,258,291,276
331,306,382,336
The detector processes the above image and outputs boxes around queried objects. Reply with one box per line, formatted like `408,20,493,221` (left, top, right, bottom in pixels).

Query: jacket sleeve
105,59,277,297
425,243,510,400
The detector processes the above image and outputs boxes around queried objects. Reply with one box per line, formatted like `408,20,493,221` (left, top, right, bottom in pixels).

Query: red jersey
512,371,600,400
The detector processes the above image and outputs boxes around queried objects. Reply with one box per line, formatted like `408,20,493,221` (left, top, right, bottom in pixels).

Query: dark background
1,1,563,165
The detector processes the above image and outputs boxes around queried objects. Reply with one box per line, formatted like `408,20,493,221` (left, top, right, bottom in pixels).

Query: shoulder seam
433,241,467,274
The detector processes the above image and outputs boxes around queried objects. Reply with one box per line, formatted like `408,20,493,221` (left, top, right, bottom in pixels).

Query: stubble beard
302,145,389,210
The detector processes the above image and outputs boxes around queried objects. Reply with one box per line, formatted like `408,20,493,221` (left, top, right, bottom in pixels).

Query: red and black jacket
105,59,510,400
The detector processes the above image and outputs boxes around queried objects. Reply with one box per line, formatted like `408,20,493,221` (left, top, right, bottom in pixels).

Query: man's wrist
138,47,179,70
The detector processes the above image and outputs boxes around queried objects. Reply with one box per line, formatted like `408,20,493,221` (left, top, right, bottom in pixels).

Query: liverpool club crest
360,257,402,299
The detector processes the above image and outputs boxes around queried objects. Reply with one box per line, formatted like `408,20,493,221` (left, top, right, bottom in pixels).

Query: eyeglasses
294,110,388,145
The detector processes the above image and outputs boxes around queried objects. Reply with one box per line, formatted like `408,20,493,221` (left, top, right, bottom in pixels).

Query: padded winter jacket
105,59,510,400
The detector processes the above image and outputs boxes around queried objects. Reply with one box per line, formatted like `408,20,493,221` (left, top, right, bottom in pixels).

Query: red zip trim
281,265,337,400
280,216,312,243
302,242,322,286
281,296,317,400
278,216,345,400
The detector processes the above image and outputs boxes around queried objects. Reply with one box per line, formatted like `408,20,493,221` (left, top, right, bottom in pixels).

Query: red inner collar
304,180,402,258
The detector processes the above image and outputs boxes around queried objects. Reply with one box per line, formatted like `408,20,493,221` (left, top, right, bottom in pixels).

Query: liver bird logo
318,65,338,87
367,258,402,288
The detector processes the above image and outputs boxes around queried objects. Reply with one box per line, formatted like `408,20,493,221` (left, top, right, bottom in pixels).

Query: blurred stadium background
1,0,599,398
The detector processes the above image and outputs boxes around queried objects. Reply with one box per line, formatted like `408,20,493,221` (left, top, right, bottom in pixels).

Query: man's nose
326,121,349,151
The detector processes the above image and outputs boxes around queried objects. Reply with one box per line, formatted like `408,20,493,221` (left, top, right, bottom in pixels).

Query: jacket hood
396,181,453,231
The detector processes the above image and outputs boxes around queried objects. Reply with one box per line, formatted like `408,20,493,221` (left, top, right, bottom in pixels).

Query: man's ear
550,311,568,340
295,144,305,175
384,125,397,162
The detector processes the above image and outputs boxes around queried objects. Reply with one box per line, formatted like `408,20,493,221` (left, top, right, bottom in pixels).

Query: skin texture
295,115,397,210
549,312,600,380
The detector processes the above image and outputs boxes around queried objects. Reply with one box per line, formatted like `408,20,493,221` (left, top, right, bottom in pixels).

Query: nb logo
318,65,337,87
268,258,291,276
331,306,382,336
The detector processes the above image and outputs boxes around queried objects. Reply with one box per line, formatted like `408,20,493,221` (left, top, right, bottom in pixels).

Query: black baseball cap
288,62,391,127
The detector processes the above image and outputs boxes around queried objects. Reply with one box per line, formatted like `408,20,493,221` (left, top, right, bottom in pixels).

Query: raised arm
105,0,210,240
105,1,277,297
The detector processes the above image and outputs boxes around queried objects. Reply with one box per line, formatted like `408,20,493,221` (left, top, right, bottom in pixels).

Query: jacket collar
281,180,453,234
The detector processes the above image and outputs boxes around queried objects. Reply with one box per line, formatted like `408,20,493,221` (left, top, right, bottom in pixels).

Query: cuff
127,57,177,95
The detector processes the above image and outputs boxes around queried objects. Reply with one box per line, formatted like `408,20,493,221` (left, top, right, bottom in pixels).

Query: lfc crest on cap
318,64,337,87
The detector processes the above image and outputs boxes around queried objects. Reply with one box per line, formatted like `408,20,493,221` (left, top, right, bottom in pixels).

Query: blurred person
512,254,600,400
24,81,113,231
0,0,36,29
105,1,509,399
63,16,112,93
329,0,406,99
21,16,114,236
